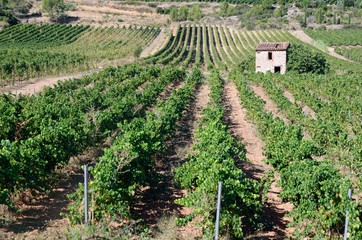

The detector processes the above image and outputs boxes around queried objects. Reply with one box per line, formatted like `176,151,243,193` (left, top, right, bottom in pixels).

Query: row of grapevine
0,65,182,209
0,24,89,46
67,68,202,223
0,24,160,86
144,24,296,69
175,70,261,238
304,28,362,46
335,47,362,63
258,73,362,175
229,70,362,239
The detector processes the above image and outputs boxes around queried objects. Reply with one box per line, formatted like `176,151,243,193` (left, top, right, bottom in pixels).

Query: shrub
287,44,329,74
133,46,142,58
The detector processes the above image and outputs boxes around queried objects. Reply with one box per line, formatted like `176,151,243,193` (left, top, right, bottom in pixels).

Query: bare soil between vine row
223,81,293,239
135,82,210,239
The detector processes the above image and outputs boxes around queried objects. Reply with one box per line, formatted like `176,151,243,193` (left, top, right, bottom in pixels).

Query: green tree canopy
42,0,66,22
287,44,329,74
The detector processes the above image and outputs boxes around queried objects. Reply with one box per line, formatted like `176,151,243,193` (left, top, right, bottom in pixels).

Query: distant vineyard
144,24,298,69
335,47,362,63
304,29,362,46
0,24,159,86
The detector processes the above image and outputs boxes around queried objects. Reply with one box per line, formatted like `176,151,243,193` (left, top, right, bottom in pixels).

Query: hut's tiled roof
256,42,290,51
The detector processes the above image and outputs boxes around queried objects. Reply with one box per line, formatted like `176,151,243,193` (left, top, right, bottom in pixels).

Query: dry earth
251,85,291,125
0,70,97,95
0,57,137,96
223,81,292,239
140,28,170,58
137,83,211,239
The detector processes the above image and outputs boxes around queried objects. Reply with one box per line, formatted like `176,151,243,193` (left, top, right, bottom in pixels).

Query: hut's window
268,52,272,60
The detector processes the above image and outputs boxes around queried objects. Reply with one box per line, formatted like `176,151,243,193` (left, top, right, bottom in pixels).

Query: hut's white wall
255,51,287,74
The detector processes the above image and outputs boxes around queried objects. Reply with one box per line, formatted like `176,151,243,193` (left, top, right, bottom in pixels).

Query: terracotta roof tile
256,42,290,51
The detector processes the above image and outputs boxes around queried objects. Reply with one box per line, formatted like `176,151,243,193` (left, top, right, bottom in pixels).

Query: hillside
0,0,362,239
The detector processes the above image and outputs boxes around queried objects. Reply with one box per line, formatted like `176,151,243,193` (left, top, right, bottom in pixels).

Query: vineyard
1,21,362,239
0,24,159,87
144,25,298,69
335,47,362,63
304,28,362,46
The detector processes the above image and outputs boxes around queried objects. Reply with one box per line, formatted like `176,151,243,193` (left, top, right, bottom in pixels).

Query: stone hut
255,42,289,74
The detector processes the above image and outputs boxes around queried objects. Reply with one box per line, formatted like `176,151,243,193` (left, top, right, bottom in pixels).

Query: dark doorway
274,66,281,73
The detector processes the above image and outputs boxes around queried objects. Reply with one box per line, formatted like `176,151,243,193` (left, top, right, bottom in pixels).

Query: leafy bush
169,5,202,22
0,9,19,26
287,44,329,74
42,0,67,22
63,2,76,11
238,54,255,73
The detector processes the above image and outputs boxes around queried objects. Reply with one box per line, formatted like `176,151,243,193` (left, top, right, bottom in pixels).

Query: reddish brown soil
140,28,169,58
134,83,210,239
251,85,291,125
223,81,293,239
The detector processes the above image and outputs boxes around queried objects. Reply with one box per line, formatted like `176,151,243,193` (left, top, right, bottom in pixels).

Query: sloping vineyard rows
144,25,297,69
0,24,89,46
257,73,362,175
175,70,261,238
229,70,362,239
0,24,160,85
304,28,362,46
0,65,184,209
67,68,202,223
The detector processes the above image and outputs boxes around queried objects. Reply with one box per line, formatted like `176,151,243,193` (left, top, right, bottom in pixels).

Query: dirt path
290,30,353,62
251,84,315,142
134,83,210,239
0,70,98,95
251,85,291,125
140,28,169,58
223,81,292,239
0,57,136,96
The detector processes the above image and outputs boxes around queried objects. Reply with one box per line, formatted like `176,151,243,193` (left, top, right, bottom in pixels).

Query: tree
169,7,178,21
190,5,202,21
178,5,188,21
220,1,229,17
42,0,66,22
0,0,8,9
287,44,329,74
314,7,325,24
